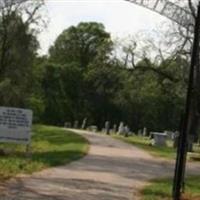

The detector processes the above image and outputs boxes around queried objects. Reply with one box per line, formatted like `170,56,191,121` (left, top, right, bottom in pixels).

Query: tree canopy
32,21,189,132
0,10,191,133
0,1,43,107
49,22,112,68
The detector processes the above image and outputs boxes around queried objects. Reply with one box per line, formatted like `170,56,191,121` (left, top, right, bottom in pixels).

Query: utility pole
173,2,200,200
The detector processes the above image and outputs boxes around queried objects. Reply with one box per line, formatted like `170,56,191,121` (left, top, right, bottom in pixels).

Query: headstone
118,122,124,135
73,120,79,129
64,122,71,128
112,124,117,133
101,128,105,133
143,127,147,136
138,129,142,136
164,130,175,140
105,121,110,135
81,118,87,130
150,132,167,146
124,125,130,137
88,125,98,133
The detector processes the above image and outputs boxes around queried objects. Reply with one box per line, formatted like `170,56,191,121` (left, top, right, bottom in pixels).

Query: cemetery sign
0,107,33,144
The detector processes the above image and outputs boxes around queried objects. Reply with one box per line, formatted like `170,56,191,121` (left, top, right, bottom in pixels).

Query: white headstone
118,122,124,135
151,132,167,146
143,127,147,136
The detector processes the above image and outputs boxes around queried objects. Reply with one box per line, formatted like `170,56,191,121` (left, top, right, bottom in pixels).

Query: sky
38,0,168,55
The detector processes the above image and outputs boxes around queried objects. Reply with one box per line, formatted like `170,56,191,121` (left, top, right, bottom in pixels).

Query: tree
84,63,122,128
40,62,84,125
49,22,112,68
0,12,38,106
0,0,45,107
111,34,190,131
46,22,114,126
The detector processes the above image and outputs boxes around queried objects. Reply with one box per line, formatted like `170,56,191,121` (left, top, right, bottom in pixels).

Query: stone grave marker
105,121,110,135
81,118,87,129
73,120,79,129
143,127,147,136
150,132,167,146
118,122,124,135
112,124,117,133
64,122,71,128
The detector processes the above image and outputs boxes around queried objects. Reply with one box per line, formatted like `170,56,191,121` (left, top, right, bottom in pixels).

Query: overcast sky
38,0,168,55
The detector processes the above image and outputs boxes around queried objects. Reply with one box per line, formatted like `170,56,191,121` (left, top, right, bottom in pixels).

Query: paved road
0,129,199,200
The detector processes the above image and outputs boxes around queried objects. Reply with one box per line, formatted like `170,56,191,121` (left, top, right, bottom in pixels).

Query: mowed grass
141,176,200,200
113,135,176,159
0,125,89,180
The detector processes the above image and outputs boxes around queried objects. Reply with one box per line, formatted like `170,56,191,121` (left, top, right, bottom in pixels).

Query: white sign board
0,107,33,144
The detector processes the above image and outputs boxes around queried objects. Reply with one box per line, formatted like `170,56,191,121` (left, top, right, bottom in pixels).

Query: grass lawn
141,176,200,200
0,125,89,180
113,134,176,159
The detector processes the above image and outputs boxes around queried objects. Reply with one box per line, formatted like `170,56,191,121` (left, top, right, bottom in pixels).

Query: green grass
141,177,200,200
113,135,176,159
0,125,89,180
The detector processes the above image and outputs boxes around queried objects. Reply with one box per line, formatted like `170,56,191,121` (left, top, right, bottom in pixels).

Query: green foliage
142,179,172,200
0,11,38,107
141,177,200,200
84,64,122,126
0,125,89,180
49,22,112,68
0,10,188,133
26,95,45,123
40,62,84,125
38,34,188,130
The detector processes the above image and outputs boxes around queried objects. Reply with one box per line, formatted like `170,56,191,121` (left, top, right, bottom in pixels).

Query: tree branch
134,65,179,82
188,0,196,19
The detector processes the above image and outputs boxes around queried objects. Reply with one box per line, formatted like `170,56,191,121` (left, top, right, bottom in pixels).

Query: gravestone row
64,119,183,148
